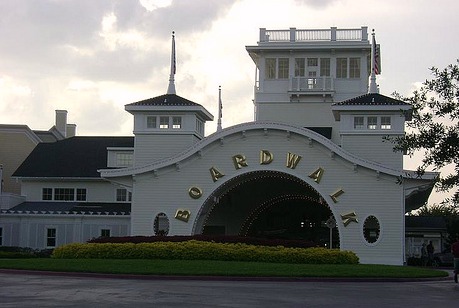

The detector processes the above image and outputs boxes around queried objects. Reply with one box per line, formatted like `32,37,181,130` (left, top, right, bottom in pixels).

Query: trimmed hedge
0,246,54,258
52,240,359,264
87,235,316,249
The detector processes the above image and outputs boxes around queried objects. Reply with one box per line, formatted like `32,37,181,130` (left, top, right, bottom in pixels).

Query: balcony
289,76,334,96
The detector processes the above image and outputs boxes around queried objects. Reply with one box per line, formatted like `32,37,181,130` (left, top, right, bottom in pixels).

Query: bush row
0,246,53,258
53,240,359,264
87,235,316,249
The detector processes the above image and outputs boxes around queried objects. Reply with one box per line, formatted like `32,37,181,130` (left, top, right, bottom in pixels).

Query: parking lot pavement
1,271,458,308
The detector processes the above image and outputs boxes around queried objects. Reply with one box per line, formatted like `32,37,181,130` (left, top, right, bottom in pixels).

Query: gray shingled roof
333,93,410,106
4,202,131,215
127,94,201,107
13,136,134,178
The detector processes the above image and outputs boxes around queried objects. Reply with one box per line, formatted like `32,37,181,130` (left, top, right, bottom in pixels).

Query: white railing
260,27,368,43
290,76,334,92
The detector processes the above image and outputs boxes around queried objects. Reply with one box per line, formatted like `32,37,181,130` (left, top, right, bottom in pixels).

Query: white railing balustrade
290,77,334,92
260,27,368,43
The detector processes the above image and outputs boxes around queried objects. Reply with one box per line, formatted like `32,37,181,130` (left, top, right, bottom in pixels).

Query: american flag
373,34,381,75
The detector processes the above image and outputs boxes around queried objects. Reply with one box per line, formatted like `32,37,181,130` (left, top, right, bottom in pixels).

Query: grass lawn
0,258,449,278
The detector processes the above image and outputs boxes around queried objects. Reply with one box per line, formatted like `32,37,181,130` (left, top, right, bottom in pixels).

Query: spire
369,29,380,94
217,86,223,132
166,31,176,94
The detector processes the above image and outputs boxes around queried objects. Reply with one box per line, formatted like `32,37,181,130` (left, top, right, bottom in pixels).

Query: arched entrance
195,170,339,248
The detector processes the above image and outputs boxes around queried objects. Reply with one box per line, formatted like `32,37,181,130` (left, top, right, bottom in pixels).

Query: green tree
391,61,459,207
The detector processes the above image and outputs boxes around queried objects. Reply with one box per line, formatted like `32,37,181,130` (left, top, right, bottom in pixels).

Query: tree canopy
391,60,459,207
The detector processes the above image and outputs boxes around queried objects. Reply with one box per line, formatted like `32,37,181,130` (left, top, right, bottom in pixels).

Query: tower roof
333,93,410,106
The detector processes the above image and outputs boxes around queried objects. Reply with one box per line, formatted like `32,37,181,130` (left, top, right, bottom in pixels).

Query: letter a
309,167,324,183
209,166,225,182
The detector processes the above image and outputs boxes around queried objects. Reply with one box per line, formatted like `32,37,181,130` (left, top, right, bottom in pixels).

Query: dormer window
354,116,364,129
172,116,182,129
381,116,391,130
160,116,169,129
367,117,377,130
147,116,157,128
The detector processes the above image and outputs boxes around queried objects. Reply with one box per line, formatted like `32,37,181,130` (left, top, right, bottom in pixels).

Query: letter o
188,186,203,199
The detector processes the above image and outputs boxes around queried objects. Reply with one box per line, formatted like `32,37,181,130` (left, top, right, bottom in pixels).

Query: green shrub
52,240,358,264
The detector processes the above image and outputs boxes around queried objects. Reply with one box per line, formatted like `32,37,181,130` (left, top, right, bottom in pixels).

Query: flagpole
167,31,176,94
369,29,379,94
217,86,222,132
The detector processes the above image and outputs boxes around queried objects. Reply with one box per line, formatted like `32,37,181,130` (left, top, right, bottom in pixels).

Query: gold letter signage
175,209,191,222
330,188,344,203
309,167,324,183
341,211,358,227
260,150,273,165
188,187,202,199
232,154,248,170
209,166,225,182
286,152,302,169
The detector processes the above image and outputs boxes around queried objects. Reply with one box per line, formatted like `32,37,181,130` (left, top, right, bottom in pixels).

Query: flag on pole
217,86,223,131
172,31,176,75
373,33,381,75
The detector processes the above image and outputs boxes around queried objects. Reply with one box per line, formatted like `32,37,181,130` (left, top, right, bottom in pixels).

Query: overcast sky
1,0,458,204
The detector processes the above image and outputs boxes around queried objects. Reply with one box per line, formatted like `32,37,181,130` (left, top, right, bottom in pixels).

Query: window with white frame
146,116,157,128
159,116,169,129
46,228,57,247
54,188,75,201
265,58,276,79
367,117,377,130
320,58,331,77
277,58,289,79
196,119,204,135
354,116,364,129
172,116,182,129
100,229,111,237
76,188,87,201
42,188,53,200
336,58,348,78
294,58,305,77
116,188,132,202
381,116,391,129
307,58,318,67
116,153,133,167
349,58,361,78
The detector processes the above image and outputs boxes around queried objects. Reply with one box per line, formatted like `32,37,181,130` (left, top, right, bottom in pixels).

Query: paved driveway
1,272,458,307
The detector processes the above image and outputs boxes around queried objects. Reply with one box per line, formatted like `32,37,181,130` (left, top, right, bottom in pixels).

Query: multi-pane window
100,229,111,237
336,58,348,78
381,117,391,129
307,58,318,67
349,58,361,78
54,188,75,201
116,153,133,167
277,58,289,79
76,188,87,201
116,188,132,202
295,58,305,77
146,116,157,128
46,228,56,247
42,188,53,201
196,119,204,135
265,58,276,79
367,117,377,130
320,58,331,77
159,116,169,129
172,117,182,129
354,116,364,129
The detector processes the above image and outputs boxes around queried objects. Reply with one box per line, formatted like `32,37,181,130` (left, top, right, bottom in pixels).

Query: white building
0,27,436,265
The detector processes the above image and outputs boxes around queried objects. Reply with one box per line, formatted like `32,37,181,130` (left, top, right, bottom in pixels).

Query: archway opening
197,171,339,248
